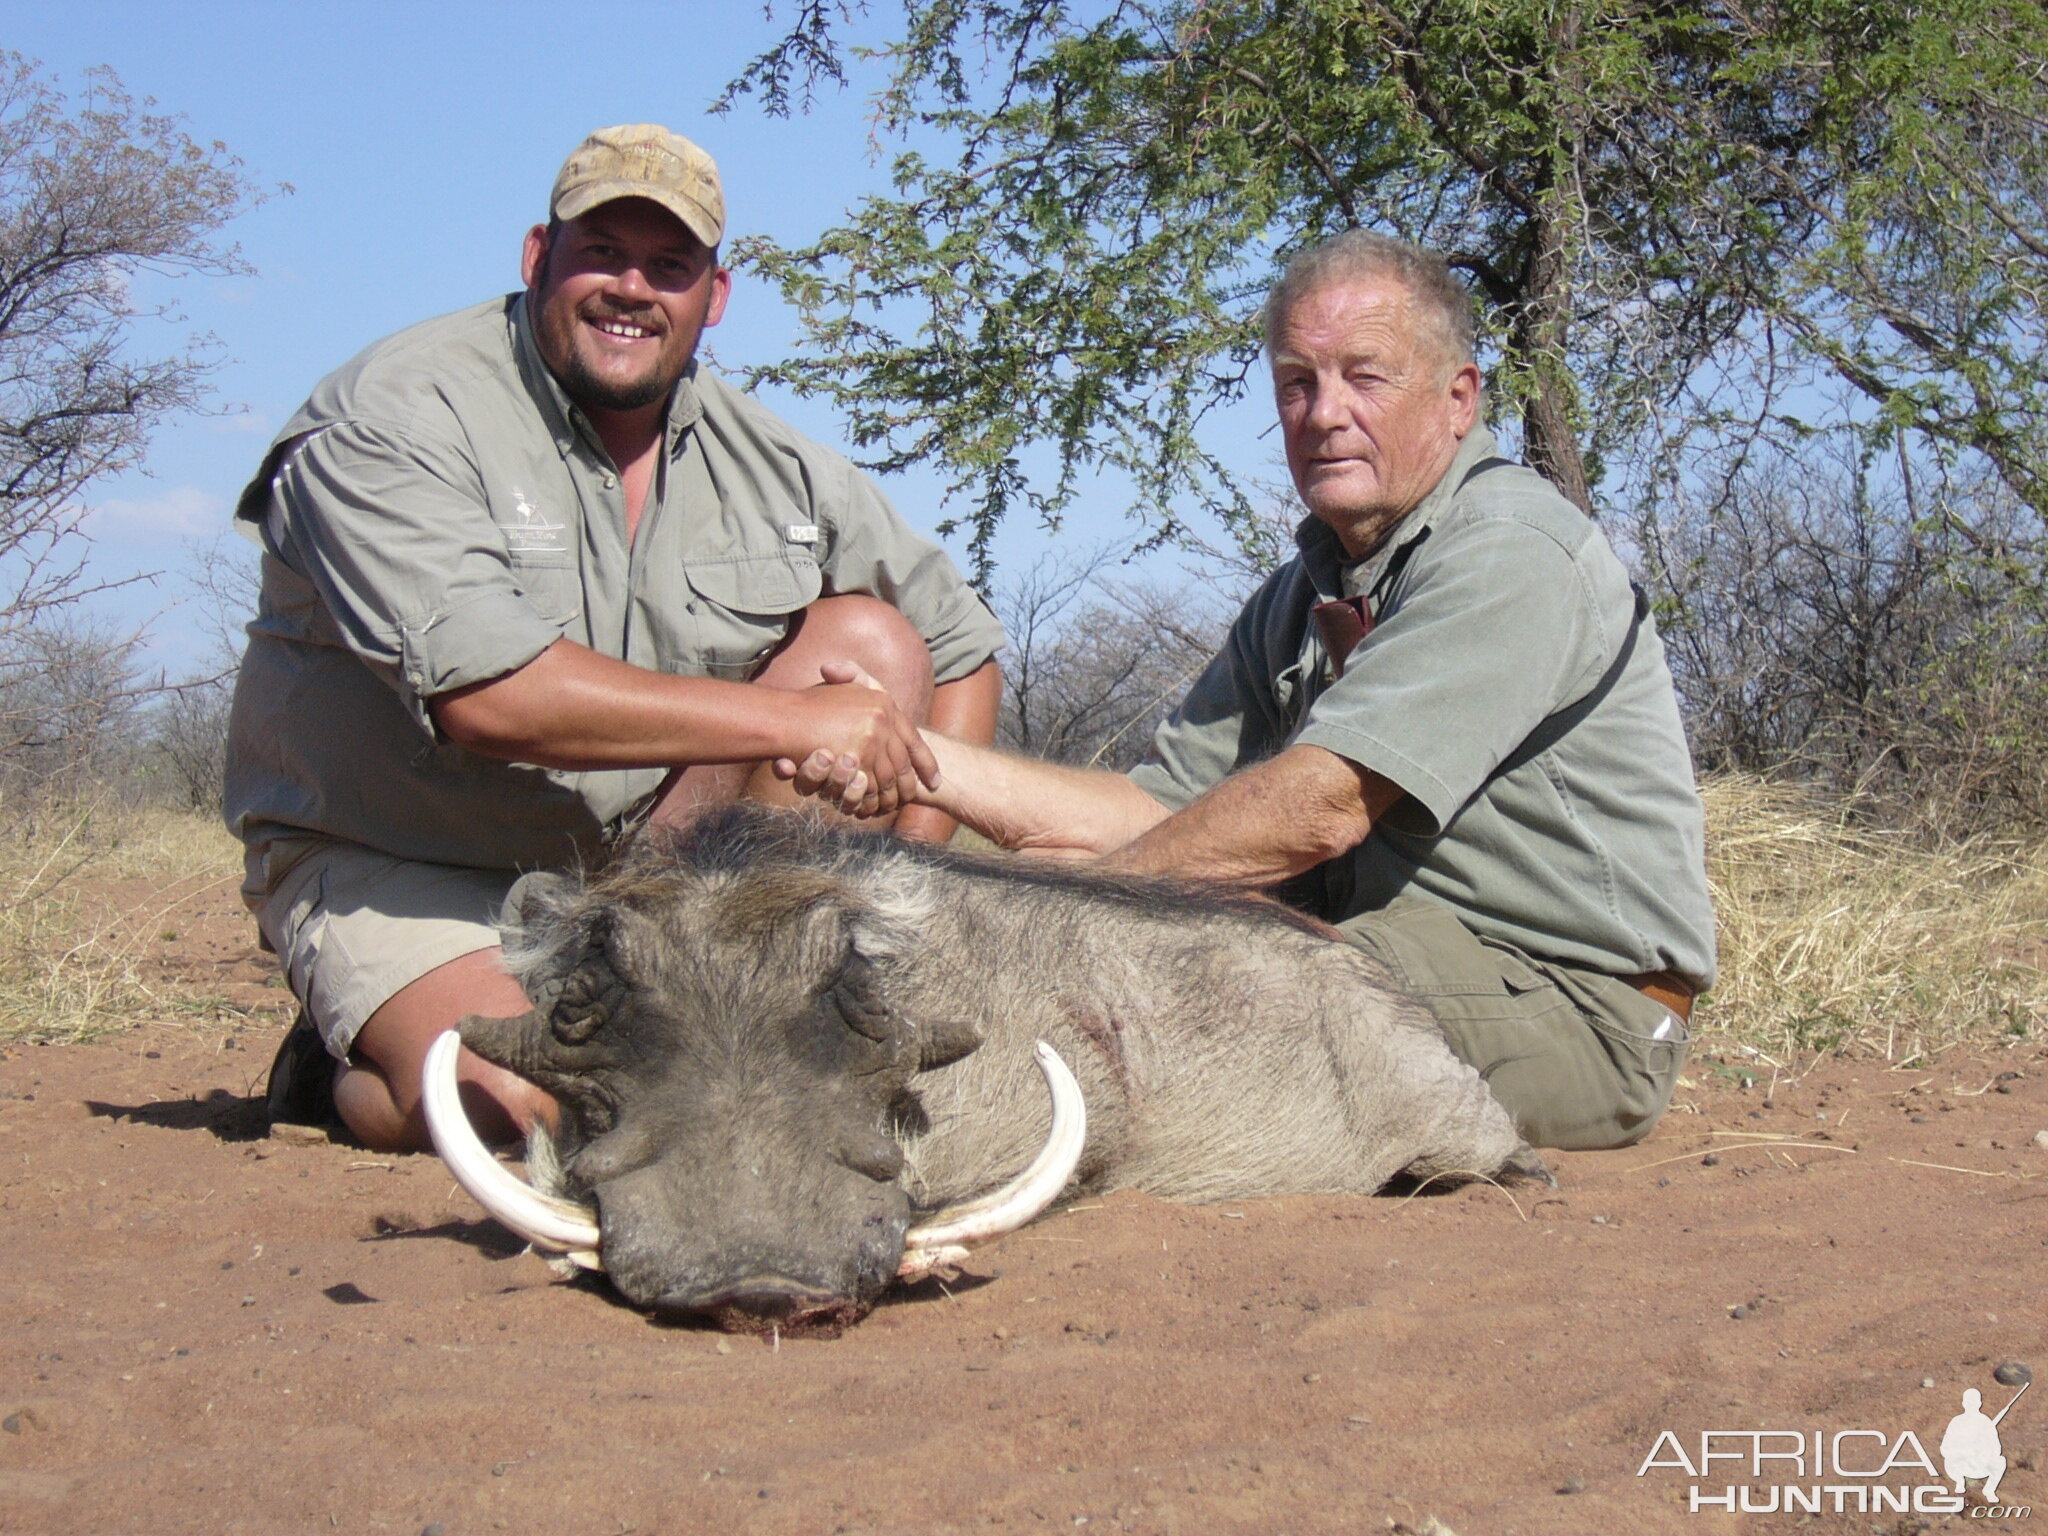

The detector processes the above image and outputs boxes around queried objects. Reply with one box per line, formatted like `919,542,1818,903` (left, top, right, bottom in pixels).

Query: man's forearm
433,640,783,768
919,733,1172,856
896,660,1002,843
1107,745,1401,885
431,637,933,793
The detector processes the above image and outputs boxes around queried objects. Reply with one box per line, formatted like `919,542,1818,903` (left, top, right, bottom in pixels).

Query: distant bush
994,547,1234,771
1639,447,2048,837
142,674,235,814
0,620,148,829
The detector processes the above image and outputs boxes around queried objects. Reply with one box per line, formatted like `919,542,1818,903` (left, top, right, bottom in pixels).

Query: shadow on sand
86,1087,269,1142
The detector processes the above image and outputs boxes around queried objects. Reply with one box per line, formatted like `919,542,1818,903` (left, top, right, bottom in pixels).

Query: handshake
773,660,945,821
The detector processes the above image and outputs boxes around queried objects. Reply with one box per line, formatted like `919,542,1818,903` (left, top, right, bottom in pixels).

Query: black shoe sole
265,1012,338,1128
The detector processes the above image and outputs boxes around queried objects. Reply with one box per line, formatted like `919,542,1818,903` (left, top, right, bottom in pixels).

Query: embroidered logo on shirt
500,487,568,552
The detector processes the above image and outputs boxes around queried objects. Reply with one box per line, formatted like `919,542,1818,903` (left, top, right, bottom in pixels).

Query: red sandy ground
1,887,2044,1536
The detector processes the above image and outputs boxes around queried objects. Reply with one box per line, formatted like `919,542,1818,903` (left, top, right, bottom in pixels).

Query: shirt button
602,473,617,489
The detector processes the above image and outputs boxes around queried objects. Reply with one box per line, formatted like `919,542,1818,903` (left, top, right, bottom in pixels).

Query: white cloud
86,485,232,547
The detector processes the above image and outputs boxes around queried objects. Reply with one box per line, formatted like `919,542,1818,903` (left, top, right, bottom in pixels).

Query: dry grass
1698,774,2048,1064
0,792,248,1043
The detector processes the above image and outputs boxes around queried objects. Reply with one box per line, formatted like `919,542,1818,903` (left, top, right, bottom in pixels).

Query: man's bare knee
650,597,938,831
340,949,553,1152
766,594,935,716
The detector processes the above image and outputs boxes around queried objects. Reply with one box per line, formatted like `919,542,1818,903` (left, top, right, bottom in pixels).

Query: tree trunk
1522,377,1594,515
1515,9,1595,517
1510,201,1595,516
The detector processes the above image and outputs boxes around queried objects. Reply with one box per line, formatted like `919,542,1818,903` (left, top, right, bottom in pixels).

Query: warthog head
421,817,1081,1333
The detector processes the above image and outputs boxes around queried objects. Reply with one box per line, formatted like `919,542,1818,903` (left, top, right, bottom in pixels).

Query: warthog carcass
424,805,1545,1332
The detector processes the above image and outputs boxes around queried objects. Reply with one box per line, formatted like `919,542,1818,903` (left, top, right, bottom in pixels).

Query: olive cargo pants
1337,894,1690,1151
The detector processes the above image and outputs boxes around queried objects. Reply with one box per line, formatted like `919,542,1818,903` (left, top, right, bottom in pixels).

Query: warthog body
454,805,1541,1329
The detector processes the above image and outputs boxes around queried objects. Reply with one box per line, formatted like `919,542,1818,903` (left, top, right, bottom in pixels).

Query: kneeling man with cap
227,126,1004,1150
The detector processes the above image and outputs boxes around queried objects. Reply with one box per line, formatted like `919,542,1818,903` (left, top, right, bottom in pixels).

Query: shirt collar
509,292,707,462
1293,423,1503,601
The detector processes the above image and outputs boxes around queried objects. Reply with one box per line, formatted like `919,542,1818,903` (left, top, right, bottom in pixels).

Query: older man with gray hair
796,229,1715,1149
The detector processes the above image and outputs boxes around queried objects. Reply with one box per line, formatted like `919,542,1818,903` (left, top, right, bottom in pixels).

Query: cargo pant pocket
1338,895,1686,1151
1532,962,1692,1150
260,859,333,1040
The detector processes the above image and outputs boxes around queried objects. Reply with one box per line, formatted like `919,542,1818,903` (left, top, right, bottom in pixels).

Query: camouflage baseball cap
550,124,725,246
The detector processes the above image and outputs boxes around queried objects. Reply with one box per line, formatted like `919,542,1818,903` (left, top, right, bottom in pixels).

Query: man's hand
774,661,940,817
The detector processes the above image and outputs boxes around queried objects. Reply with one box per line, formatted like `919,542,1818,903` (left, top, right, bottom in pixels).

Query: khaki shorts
246,838,522,1058
1337,894,1690,1151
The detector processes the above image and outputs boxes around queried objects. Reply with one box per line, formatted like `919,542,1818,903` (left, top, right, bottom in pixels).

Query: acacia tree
0,54,264,801
721,1,2048,573
1765,9,2048,517
0,53,263,641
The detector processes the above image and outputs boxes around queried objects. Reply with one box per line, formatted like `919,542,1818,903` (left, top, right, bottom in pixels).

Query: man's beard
552,350,677,413
535,293,687,414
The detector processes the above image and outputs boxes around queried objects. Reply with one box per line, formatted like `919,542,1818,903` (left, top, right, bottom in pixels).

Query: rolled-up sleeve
267,420,567,734
1128,569,1300,809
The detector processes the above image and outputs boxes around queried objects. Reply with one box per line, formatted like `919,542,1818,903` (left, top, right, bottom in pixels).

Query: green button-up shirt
1129,427,1716,987
226,295,1004,879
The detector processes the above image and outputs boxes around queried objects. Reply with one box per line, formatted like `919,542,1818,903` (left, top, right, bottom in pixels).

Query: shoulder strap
1490,583,1650,782
1441,454,1647,782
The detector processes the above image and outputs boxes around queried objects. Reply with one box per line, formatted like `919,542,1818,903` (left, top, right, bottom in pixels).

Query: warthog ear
498,869,585,1004
505,869,578,931
917,1016,982,1070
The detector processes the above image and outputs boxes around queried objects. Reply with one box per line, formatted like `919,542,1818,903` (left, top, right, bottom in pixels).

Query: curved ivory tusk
898,1040,1085,1273
421,1030,603,1267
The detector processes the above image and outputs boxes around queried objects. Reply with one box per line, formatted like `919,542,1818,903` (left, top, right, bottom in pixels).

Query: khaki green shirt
226,295,1004,879
1130,427,1716,987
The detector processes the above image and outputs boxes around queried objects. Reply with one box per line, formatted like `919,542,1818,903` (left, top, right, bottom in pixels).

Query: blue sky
11,2,1224,676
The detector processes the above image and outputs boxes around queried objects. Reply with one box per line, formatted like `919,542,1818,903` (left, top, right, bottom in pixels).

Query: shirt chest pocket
681,551,824,679
507,551,584,632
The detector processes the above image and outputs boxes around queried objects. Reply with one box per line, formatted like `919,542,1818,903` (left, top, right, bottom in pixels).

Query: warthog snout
582,1132,915,1330
656,1275,870,1334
